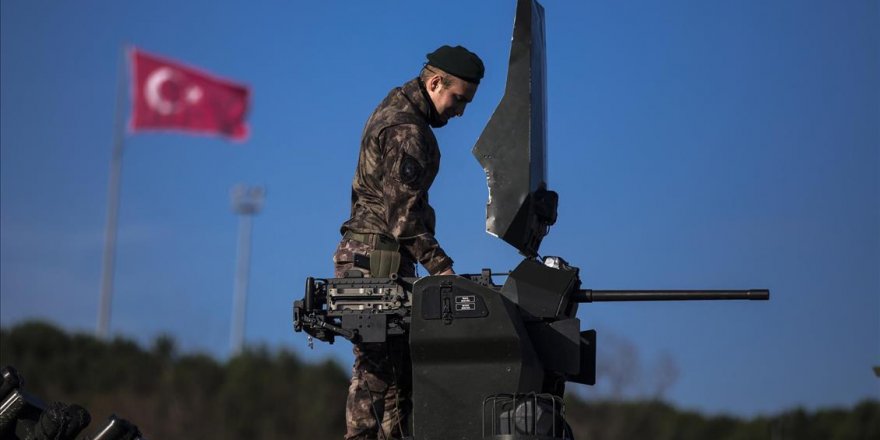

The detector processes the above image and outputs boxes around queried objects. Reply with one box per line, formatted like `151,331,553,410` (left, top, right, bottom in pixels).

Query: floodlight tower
229,184,265,356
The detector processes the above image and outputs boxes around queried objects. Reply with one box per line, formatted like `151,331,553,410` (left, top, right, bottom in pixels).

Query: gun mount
295,261,768,346
293,257,769,439
295,0,770,438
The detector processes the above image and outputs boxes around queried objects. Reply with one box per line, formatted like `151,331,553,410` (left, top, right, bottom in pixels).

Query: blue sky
1,0,877,417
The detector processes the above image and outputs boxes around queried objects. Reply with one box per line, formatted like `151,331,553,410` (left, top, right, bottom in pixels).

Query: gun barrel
574,289,770,302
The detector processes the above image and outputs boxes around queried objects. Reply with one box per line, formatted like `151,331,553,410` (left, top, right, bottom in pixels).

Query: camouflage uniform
338,78,453,275
334,78,452,440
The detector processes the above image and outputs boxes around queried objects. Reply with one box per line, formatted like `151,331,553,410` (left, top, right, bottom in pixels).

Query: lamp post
229,184,265,356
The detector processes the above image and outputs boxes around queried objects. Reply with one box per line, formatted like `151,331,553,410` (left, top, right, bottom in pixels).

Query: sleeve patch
399,154,423,186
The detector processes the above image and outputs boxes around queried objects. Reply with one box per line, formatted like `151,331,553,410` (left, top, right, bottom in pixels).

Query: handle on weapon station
304,277,316,311
572,289,770,302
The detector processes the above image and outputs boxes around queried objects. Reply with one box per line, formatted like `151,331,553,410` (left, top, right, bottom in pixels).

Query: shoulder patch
399,154,423,186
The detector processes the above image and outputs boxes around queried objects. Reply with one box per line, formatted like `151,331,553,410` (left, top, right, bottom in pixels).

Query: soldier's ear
428,74,442,92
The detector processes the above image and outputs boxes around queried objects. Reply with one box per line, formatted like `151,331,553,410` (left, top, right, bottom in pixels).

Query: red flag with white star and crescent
129,48,250,140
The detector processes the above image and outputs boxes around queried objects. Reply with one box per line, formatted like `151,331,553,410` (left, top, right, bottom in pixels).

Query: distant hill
1,321,877,439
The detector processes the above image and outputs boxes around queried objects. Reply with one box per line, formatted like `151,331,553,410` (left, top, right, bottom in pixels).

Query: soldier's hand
437,267,455,276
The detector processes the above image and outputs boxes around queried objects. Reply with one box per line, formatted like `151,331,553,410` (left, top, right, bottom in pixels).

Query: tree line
1,321,877,439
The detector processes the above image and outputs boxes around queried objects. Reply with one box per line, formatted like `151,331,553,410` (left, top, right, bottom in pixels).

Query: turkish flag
129,48,250,140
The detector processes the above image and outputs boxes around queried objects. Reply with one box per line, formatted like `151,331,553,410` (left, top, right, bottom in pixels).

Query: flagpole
97,46,129,339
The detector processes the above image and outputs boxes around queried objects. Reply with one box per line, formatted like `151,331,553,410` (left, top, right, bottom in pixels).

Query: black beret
426,45,484,84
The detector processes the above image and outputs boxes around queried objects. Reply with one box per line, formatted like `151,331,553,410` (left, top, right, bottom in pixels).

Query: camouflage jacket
340,78,453,274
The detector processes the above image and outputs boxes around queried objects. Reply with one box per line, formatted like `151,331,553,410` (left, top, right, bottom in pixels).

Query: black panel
526,318,582,375
410,275,544,440
473,0,556,257
570,329,597,386
502,258,580,320
341,313,387,343
420,287,442,320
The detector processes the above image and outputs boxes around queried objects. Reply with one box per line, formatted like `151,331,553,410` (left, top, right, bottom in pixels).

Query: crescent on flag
144,67,204,116
144,67,178,115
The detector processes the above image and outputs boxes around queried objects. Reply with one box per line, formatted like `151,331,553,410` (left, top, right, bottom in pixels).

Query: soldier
333,45,484,440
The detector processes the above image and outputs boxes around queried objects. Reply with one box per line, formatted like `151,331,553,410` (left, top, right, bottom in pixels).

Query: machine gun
295,269,488,345
295,1,769,438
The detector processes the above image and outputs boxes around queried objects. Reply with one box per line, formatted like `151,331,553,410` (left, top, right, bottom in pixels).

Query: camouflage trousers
333,238,416,440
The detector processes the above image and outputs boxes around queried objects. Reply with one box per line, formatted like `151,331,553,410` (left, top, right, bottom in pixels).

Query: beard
428,116,448,128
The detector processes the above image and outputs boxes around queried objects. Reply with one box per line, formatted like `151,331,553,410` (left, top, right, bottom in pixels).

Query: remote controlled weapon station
294,1,770,439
